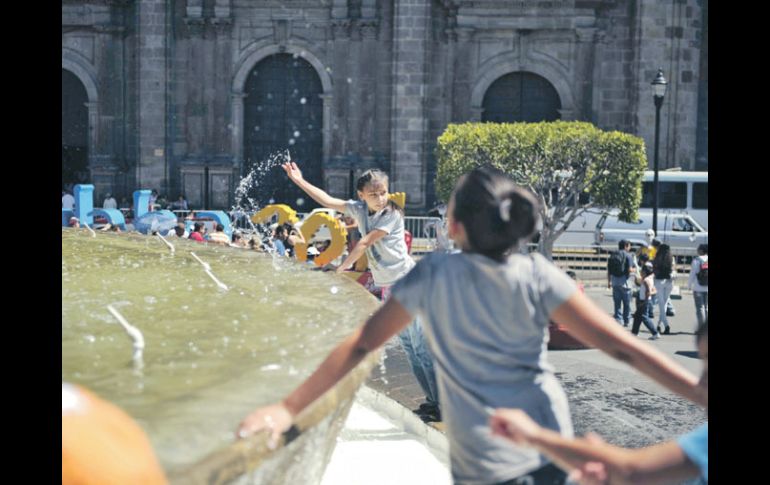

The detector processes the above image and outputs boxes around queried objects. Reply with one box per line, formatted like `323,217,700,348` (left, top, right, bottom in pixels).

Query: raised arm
282,162,347,212
550,292,706,407
490,409,700,485
236,297,413,443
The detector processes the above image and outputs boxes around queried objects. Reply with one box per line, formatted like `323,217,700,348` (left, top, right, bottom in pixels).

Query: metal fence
521,244,699,287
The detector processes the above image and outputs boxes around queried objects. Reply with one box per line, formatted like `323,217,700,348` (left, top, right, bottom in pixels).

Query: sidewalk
367,287,706,448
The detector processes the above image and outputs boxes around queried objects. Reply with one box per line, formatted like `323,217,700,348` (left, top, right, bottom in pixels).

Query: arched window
243,54,323,207
482,72,561,123
62,69,89,188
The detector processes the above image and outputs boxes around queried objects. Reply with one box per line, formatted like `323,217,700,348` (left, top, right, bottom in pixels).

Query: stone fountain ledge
322,385,451,485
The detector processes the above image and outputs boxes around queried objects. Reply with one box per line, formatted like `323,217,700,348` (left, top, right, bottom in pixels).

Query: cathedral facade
62,0,707,211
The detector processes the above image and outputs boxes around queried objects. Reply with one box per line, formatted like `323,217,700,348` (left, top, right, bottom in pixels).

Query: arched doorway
62,69,90,190
482,72,561,123
243,54,323,207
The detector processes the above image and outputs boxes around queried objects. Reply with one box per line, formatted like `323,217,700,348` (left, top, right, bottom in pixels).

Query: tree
435,121,648,259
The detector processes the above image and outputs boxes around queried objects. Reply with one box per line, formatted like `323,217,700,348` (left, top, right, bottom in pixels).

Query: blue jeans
381,286,440,407
632,299,658,336
694,291,708,327
612,286,632,325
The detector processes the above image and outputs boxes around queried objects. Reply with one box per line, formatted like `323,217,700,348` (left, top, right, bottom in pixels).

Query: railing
521,244,699,287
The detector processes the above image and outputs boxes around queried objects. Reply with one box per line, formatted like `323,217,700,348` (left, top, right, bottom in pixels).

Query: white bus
555,170,708,246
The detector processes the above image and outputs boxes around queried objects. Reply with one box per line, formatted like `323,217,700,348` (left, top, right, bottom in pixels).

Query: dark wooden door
482,72,561,123
62,69,89,189
244,54,323,208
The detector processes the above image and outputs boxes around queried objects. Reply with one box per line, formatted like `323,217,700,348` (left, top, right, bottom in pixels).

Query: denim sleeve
677,423,708,481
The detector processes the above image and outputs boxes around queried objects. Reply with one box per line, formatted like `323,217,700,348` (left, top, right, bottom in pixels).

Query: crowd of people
608,233,708,338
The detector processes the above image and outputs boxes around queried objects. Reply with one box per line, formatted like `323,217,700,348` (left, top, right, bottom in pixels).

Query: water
62,229,380,472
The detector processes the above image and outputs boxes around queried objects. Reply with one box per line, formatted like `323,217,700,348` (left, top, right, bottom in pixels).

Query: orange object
62,383,168,485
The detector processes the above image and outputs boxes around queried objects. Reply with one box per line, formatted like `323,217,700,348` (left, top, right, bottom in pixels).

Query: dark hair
697,243,708,255
174,226,185,237
452,166,540,261
618,240,629,250
193,222,203,232
651,239,661,248
356,169,404,216
653,243,673,275
274,225,287,238
216,223,224,232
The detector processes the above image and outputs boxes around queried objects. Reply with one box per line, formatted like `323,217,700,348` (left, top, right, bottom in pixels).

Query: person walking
688,243,708,329
607,240,636,327
653,243,676,334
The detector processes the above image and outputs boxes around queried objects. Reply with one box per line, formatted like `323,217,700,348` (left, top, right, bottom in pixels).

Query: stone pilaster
135,0,167,189
390,0,431,209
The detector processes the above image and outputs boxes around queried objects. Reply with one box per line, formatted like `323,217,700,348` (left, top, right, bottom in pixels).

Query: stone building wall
62,0,707,211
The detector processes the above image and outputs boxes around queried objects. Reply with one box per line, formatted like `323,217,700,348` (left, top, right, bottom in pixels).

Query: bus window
692,182,708,209
640,182,687,209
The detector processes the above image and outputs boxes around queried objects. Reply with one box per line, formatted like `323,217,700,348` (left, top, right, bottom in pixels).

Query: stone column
390,0,431,209
574,27,599,122
135,0,168,189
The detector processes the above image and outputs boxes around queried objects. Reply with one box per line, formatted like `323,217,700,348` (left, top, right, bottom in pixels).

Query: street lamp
651,68,667,235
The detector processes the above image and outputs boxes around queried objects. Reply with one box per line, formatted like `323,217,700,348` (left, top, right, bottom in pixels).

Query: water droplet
296,198,305,206
269,198,275,204
330,286,339,294
347,77,352,84
267,93,273,100
293,131,300,138
300,97,307,104
254,126,260,132
307,124,313,129
257,106,263,112
288,139,295,145
293,52,300,59
84,335,96,343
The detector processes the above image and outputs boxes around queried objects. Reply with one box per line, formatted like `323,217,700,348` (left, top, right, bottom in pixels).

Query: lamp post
651,68,667,235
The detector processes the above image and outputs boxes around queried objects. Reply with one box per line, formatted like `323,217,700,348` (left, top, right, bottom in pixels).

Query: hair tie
499,198,512,222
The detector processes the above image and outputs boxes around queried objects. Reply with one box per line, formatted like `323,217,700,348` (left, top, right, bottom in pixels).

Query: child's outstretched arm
236,297,413,444
490,409,700,485
282,161,347,213
550,292,706,407
335,229,387,274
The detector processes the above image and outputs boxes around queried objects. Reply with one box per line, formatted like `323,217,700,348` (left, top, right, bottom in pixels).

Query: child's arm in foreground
282,161,347,213
335,229,387,273
551,292,706,407
490,409,700,485
236,297,413,443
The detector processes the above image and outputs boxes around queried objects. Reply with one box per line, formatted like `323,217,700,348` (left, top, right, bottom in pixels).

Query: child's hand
282,161,304,184
236,402,293,449
489,408,541,445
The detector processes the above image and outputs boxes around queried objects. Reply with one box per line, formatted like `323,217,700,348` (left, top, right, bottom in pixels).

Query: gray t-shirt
344,200,415,286
391,251,577,484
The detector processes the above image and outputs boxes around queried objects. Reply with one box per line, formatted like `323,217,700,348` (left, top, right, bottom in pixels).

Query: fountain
62,228,383,483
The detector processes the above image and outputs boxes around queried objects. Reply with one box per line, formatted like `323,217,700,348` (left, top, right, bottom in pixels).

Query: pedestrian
279,160,439,422
208,223,230,245
651,239,677,318
62,190,75,210
489,319,708,484
188,222,205,242
237,166,705,485
102,193,118,209
653,243,676,334
631,262,661,340
688,243,708,329
607,240,637,327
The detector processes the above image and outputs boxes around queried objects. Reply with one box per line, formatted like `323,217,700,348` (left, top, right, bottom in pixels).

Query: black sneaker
666,310,676,317
418,407,442,423
663,326,671,335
